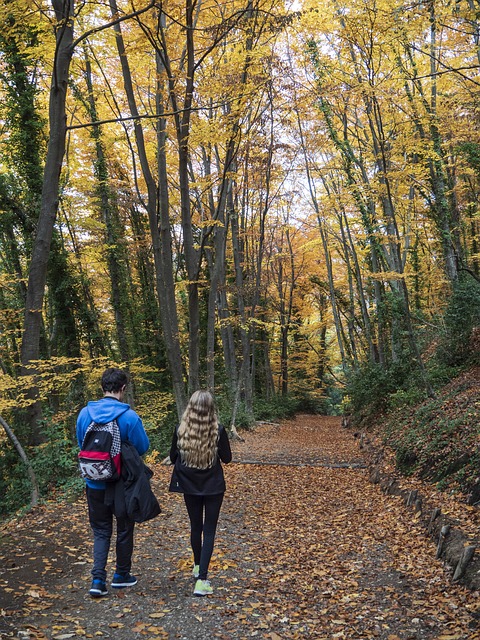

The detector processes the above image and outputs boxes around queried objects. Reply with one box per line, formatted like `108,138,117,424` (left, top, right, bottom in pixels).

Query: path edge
351,426,480,591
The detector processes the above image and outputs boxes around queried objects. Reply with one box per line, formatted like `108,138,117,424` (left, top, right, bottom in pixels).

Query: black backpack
78,419,122,482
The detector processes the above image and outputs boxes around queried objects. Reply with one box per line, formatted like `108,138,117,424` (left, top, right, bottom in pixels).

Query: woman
169,390,232,596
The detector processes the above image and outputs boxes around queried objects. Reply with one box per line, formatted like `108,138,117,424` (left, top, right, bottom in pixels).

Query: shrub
214,396,256,430
31,420,79,496
144,409,178,458
395,445,418,474
0,443,32,516
387,387,425,410
383,384,480,495
345,360,412,418
437,275,480,366
253,395,299,421
0,417,81,517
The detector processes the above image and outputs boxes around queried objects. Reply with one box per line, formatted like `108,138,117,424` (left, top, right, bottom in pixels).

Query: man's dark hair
101,368,129,393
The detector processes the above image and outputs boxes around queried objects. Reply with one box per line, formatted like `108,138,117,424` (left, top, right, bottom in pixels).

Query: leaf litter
0,415,479,639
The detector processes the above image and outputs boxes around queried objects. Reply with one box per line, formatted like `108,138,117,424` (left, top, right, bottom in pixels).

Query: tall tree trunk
273,225,296,396
230,188,254,421
109,0,187,416
428,1,459,281
20,0,74,443
367,97,433,394
155,43,187,416
61,205,111,358
205,126,240,391
295,104,349,370
277,251,289,396
155,0,202,395
338,209,369,366
394,13,459,283
307,40,389,365
128,203,165,366
220,187,239,395
82,47,131,361
174,0,200,393
207,2,258,397
204,154,227,392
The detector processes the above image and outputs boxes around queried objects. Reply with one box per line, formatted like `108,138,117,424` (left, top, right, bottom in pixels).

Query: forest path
1,415,479,640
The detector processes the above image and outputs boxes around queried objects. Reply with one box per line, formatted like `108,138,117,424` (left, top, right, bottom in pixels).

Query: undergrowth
345,274,480,499
383,371,480,497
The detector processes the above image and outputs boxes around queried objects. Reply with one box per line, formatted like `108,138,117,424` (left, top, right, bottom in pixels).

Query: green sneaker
193,579,213,596
192,564,200,579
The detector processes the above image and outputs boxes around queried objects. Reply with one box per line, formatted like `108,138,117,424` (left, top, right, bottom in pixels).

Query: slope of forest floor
359,365,480,504
1,415,480,639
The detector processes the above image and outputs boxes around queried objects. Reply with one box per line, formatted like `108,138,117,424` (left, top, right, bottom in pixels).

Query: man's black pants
86,486,135,582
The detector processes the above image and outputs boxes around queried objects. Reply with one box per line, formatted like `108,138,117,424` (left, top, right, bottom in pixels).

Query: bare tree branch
0,414,39,508
72,0,157,49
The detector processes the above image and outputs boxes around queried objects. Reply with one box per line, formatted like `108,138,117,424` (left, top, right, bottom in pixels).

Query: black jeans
86,487,135,581
183,493,224,581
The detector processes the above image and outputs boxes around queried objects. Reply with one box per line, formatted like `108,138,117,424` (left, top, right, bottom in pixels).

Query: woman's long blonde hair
177,390,219,469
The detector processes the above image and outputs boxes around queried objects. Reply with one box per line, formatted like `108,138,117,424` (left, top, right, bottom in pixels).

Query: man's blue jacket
76,397,149,490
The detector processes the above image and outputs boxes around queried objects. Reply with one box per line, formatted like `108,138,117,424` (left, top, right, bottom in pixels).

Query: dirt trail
1,415,479,639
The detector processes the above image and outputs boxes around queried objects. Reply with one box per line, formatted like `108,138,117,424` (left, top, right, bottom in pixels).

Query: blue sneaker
111,573,137,588
89,579,108,597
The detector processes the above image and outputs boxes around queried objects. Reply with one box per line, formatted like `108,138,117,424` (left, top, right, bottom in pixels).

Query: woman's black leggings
183,493,224,581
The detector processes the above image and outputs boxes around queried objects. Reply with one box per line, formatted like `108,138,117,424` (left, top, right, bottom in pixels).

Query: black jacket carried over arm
169,425,232,495
106,441,161,523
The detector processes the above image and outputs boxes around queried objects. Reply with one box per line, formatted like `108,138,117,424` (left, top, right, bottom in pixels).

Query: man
76,367,149,598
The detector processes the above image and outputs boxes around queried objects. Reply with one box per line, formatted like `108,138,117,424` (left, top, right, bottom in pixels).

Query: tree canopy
0,0,479,454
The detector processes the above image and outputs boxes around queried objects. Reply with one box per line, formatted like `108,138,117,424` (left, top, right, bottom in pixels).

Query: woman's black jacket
169,425,232,495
